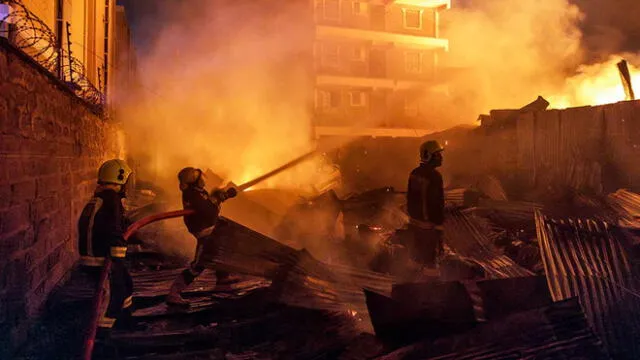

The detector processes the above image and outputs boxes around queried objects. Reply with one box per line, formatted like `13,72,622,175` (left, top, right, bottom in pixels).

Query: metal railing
0,0,106,113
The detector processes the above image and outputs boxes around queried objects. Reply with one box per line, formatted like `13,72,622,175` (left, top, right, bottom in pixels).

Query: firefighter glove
226,187,238,199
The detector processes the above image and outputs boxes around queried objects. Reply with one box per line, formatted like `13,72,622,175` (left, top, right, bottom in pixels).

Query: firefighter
407,140,445,268
166,167,238,307
77,159,134,337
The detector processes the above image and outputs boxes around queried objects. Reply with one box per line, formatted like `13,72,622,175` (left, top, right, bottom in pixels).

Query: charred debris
20,99,640,359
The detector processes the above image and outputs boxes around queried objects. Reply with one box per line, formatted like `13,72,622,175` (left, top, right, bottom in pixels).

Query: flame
119,1,341,199
548,57,640,109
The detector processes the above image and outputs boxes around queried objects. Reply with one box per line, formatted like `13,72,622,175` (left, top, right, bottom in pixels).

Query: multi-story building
112,4,139,107
2,0,133,110
311,0,450,138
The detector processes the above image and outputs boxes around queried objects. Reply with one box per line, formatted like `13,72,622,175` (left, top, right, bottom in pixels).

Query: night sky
117,0,640,61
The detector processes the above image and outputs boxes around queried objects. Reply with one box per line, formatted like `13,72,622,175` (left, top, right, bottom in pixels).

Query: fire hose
83,150,315,360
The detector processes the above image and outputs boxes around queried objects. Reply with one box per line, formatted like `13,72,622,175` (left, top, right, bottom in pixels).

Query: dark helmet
420,140,444,163
178,167,204,190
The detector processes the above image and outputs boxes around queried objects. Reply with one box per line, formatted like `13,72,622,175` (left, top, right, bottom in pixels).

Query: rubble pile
17,180,640,359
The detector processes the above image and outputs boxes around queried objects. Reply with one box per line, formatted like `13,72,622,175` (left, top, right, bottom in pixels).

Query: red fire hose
83,150,316,359
82,209,195,360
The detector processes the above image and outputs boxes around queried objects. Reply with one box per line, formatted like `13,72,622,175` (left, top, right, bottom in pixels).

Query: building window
349,91,366,107
404,51,422,74
317,90,341,109
321,43,340,67
351,1,363,16
404,98,419,117
323,0,341,20
402,8,423,29
351,45,365,62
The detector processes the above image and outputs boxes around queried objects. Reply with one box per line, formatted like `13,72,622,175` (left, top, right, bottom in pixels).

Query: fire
119,1,344,200
547,57,640,109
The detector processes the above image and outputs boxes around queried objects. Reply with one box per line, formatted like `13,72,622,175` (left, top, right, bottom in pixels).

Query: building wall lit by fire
8,0,128,107
311,0,450,137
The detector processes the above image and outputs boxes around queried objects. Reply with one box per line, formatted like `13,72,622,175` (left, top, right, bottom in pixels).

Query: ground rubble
16,183,640,359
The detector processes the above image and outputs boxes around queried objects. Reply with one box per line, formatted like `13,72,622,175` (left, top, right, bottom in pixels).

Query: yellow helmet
97,159,132,185
420,140,444,162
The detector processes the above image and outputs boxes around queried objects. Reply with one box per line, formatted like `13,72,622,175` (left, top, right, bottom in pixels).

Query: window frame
316,89,341,109
404,97,419,117
351,1,362,16
322,0,342,21
404,51,423,74
349,90,366,107
402,8,423,30
321,43,340,68
350,45,366,62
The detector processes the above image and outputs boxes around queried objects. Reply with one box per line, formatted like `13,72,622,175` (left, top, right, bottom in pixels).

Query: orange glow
120,1,340,200
547,57,640,109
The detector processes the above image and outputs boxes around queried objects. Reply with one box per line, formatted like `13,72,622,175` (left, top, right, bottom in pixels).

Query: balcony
368,0,451,9
314,125,435,138
316,25,449,51
316,74,435,90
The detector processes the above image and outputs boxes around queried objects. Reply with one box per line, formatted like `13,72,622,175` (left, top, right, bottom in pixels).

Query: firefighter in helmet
166,167,239,307
77,159,134,337
406,140,445,268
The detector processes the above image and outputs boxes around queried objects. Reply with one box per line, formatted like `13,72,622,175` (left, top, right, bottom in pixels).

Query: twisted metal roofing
535,211,640,359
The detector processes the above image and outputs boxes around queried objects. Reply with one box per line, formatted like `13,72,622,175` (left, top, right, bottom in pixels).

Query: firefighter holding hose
407,140,445,268
166,167,239,307
77,159,135,339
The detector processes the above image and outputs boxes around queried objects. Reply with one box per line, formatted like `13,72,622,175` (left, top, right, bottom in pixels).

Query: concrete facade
312,0,450,137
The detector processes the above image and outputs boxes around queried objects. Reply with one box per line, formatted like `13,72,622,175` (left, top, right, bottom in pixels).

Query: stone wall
0,38,122,355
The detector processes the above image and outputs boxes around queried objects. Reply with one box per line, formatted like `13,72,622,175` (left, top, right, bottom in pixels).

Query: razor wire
0,0,106,113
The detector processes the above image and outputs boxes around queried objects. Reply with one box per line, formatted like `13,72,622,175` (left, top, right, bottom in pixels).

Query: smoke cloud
120,0,323,197
439,0,585,119
438,0,640,119
572,0,640,60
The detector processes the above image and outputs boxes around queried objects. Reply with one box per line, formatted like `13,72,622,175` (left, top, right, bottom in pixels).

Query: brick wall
0,38,122,356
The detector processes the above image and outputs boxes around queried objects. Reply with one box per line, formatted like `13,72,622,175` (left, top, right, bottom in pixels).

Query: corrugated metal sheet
200,219,394,330
533,110,562,189
444,209,533,278
516,112,535,188
475,199,542,226
535,211,640,359
559,106,604,192
604,101,640,191
376,298,608,360
476,175,508,201
608,189,640,227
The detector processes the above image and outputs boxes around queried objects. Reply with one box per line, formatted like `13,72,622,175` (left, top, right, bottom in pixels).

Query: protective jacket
180,187,231,284
407,163,444,227
76,188,133,329
78,188,128,265
181,187,226,236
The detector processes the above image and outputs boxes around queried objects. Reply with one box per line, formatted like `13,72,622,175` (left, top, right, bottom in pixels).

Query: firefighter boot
166,274,190,307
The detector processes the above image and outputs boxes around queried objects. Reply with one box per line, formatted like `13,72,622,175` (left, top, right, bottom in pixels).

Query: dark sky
118,0,640,61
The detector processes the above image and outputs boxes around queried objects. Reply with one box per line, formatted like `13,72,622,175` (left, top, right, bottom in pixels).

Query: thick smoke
572,0,640,60
440,0,585,119
437,0,640,121
117,0,357,262
121,0,321,195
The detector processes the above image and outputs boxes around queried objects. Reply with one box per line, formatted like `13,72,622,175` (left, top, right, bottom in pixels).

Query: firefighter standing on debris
77,159,134,337
166,167,239,307
407,140,445,268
